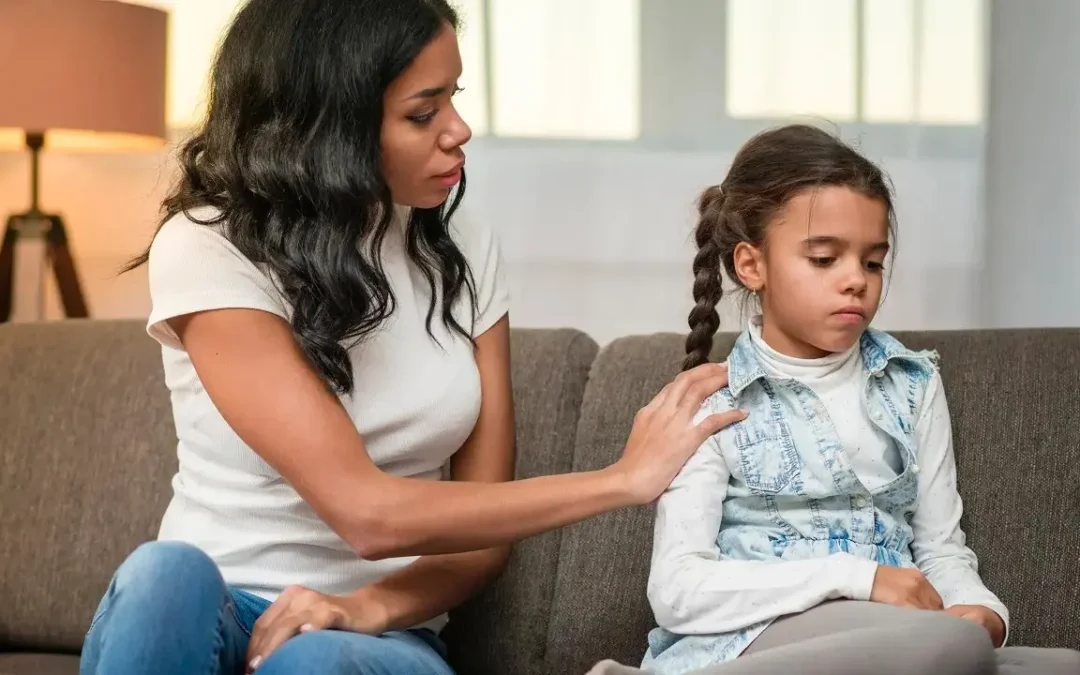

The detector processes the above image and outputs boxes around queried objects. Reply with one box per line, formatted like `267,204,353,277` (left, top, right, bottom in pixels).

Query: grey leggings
586,601,1080,675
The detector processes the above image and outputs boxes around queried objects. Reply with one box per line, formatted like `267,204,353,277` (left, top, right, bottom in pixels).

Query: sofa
1,320,1078,675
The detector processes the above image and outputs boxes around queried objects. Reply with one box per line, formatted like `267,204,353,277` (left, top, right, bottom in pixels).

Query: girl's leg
256,627,455,675
996,646,1080,674
586,601,996,675
79,541,258,675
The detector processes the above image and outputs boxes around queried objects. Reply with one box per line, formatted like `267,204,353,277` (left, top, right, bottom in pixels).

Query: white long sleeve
646,430,879,636
909,372,1011,642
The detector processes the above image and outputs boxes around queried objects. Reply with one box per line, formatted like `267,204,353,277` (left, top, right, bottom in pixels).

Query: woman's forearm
356,547,510,633
346,467,632,560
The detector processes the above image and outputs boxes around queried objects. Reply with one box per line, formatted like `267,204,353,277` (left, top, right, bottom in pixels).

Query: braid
682,186,726,371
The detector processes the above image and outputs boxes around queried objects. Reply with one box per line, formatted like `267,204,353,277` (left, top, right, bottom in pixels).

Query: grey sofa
1,320,1078,675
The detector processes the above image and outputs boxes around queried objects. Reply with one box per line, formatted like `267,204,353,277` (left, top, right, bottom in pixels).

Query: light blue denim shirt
641,326,1008,675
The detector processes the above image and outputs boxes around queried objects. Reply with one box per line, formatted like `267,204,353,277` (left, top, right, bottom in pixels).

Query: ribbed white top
144,206,510,633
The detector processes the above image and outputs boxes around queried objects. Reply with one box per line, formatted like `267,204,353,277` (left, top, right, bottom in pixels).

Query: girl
592,125,1079,675
77,2,743,674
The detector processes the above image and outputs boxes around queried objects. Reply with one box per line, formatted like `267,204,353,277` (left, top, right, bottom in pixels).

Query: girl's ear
732,241,765,292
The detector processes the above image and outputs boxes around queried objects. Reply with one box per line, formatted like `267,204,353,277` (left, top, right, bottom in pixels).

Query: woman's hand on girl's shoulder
611,362,747,505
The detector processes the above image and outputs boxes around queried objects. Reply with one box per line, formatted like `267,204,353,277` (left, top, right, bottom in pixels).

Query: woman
77,2,744,674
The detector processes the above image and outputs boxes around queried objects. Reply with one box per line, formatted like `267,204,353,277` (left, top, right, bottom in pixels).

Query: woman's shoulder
149,206,237,262
145,206,289,349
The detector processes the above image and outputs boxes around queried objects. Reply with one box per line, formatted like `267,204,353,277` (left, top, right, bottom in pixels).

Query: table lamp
0,0,168,323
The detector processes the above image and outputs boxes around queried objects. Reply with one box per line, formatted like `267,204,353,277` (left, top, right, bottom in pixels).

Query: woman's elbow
339,502,410,561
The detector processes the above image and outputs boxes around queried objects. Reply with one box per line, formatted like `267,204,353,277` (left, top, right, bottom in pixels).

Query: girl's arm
908,371,1010,642
170,307,741,561
647,410,878,636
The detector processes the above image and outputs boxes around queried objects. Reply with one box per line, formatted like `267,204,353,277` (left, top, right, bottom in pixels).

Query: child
588,125,1080,675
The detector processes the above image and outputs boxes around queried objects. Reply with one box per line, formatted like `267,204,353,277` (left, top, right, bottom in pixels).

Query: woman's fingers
695,408,748,442
246,588,342,671
665,362,729,413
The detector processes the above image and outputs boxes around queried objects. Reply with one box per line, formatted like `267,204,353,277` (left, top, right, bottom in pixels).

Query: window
726,0,985,125
451,0,489,136
485,0,641,139
133,0,639,140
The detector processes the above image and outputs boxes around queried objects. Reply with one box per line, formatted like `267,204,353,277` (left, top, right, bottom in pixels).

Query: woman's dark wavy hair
682,124,897,371
125,0,475,395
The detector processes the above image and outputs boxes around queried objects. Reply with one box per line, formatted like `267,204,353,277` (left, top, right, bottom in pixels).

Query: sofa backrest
0,319,600,668
0,320,177,652
3,321,1079,672
546,328,1080,673
441,328,598,675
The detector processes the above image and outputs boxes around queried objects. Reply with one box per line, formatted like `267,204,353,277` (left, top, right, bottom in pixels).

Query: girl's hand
946,604,1006,647
614,362,747,505
869,565,944,610
245,585,387,672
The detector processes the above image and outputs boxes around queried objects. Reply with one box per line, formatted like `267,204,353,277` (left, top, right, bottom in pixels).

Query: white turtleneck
747,316,902,489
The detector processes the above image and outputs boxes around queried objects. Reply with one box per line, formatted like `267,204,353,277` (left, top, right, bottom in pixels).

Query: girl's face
733,186,891,358
381,23,472,209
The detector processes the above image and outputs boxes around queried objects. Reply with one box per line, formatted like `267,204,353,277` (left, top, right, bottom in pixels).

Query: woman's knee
93,540,224,624
115,540,218,590
106,540,219,601
81,542,234,674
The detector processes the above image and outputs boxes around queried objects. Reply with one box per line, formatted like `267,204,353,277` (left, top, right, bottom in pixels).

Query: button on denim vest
642,328,939,674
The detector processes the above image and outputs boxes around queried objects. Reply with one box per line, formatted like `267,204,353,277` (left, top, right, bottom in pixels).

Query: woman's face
381,23,472,209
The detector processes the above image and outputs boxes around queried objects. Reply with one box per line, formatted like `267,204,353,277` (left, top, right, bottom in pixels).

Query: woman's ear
732,241,765,292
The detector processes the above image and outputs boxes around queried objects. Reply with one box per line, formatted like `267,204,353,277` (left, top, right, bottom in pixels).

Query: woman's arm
909,371,1009,645
348,316,516,631
647,410,878,635
170,307,742,561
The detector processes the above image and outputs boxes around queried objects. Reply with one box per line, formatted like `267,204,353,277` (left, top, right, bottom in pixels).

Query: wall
0,137,984,345
982,0,1080,328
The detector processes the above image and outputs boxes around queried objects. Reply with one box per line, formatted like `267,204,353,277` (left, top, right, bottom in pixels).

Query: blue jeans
79,541,456,675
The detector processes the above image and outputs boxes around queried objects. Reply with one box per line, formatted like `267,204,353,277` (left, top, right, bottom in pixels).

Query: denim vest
642,328,939,674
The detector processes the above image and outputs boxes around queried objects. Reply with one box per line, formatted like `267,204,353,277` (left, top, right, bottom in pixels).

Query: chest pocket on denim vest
733,417,801,495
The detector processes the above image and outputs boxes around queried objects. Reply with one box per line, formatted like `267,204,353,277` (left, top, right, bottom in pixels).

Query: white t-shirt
145,205,510,633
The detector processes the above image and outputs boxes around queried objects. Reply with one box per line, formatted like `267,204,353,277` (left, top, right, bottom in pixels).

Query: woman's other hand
614,362,746,504
245,585,388,672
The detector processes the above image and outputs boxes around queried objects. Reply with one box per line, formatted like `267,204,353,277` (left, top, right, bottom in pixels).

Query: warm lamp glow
0,129,166,153
0,0,168,151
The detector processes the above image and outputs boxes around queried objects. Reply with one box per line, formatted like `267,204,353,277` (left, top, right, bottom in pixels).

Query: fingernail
249,656,262,670
300,623,315,632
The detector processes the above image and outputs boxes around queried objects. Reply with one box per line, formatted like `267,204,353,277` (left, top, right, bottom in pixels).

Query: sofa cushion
0,653,79,675
442,328,599,675
0,320,177,653
547,328,1080,672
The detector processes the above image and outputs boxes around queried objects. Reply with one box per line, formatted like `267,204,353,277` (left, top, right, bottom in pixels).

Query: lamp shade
0,0,168,151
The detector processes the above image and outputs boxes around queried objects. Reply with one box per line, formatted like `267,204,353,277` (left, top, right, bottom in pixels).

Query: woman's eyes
406,111,436,125
405,87,464,126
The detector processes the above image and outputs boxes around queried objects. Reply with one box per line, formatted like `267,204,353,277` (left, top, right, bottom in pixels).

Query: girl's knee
913,614,996,675
1040,648,1080,674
